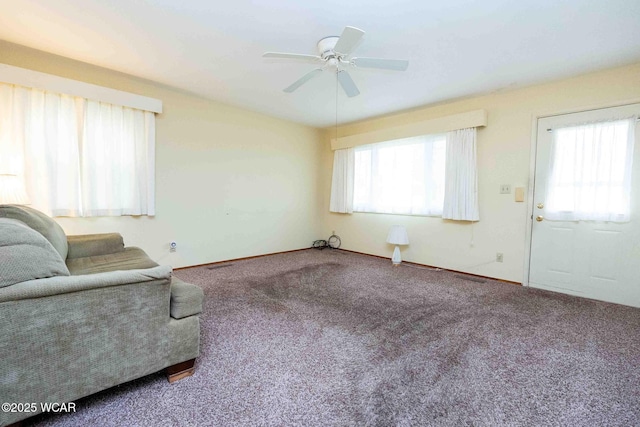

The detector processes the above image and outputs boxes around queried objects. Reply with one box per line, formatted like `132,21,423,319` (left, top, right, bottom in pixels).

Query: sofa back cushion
0,205,68,260
0,218,70,288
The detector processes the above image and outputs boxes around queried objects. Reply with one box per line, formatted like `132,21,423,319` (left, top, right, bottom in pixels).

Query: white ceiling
0,0,639,128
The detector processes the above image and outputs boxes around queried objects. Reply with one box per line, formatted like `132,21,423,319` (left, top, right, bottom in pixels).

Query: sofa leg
166,358,196,383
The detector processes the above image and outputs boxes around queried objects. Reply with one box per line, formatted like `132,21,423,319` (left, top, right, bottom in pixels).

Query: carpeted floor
32,249,640,426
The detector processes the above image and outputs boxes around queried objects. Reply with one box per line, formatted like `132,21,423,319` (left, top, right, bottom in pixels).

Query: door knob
536,215,544,222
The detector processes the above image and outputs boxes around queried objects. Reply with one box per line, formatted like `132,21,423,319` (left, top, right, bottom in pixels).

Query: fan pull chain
335,69,339,142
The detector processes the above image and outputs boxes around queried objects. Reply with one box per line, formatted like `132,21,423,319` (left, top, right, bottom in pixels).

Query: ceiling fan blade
337,70,360,97
283,69,323,93
352,57,409,71
333,26,365,55
263,52,322,62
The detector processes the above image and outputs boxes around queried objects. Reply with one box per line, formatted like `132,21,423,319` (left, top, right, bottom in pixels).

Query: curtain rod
546,117,640,132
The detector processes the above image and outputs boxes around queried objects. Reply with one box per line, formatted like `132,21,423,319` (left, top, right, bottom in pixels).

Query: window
0,82,156,217
329,127,479,220
353,134,446,216
546,118,635,222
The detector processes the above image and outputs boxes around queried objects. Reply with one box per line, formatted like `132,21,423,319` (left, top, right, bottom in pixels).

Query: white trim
522,114,539,287
534,98,640,121
0,63,162,113
331,109,487,150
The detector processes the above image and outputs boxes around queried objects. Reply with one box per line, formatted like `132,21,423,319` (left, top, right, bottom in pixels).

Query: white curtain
0,83,155,217
329,147,354,213
23,88,82,216
353,135,446,215
546,118,635,222
81,100,155,216
442,127,479,221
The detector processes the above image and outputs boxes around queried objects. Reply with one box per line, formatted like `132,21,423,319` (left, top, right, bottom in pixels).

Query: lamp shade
386,225,409,245
0,174,30,205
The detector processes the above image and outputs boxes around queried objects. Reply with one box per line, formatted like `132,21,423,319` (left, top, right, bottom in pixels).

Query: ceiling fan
263,26,409,97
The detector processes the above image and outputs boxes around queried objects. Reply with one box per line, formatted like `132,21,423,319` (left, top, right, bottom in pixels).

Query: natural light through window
546,118,635,222
353,134,446,216
0,82,156,217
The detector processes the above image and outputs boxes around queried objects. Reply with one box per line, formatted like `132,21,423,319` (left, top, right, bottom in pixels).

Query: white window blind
0,82,155,217
546,117,635,222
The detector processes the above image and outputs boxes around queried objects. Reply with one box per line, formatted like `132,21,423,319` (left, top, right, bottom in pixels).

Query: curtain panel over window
442,128,479,221
0,83,155,217
329,147,355,213
545,117,635,222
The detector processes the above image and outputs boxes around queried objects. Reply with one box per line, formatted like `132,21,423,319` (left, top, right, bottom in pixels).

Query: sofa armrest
0,264,175,425
170,278,204,319
67,233,125,259
0,265,172,303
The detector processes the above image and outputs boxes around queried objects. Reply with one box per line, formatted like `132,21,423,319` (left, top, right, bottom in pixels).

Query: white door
529,104,640,308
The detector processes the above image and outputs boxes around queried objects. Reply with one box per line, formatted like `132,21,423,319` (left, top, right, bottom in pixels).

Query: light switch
500,184,511,194
514,187,525,202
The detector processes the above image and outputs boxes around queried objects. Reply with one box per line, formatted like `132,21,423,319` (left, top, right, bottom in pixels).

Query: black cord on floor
312,234,341,250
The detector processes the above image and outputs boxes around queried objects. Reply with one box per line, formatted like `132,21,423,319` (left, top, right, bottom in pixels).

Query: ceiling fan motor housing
317,36,340,59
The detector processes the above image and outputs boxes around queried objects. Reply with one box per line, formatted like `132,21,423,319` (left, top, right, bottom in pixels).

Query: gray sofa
0,205,203,427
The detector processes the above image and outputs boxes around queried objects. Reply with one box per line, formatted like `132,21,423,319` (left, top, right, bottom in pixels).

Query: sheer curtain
443,128,479,221
81,99,155,216
0,82,155,217
546,118,635,222
329,148,354,213
353,134,446,216
24,88,82,216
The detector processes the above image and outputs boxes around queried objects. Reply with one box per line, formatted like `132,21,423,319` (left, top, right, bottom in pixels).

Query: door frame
522,98,640,287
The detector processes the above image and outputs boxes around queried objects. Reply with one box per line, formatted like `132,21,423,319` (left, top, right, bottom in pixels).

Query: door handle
536,215,544,222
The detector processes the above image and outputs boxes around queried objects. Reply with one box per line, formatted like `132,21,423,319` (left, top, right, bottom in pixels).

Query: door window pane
546,118,635,222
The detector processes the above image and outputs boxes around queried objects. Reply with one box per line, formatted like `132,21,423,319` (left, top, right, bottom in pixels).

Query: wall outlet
500,184,511,194
496,252,503,263
170,241,177,253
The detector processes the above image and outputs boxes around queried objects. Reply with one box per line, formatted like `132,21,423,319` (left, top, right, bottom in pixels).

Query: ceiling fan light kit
263,26,409,97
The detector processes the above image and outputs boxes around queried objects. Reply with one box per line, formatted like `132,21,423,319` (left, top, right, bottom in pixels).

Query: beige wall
0,41,324,268
321,62,640,283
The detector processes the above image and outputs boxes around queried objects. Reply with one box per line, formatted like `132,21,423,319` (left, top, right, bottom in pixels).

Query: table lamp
386,225,409,265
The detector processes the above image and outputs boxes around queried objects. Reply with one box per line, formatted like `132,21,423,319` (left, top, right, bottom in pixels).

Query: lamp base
391,245,402,265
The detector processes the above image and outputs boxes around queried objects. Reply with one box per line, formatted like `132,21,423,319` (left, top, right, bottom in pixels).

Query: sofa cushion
170,278,204,319
0,218,70,288
0,205,69,260
67,233,125,259
65,247,159,275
